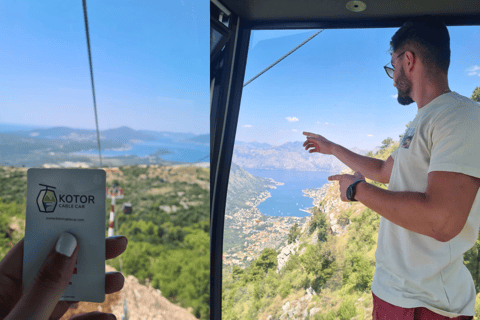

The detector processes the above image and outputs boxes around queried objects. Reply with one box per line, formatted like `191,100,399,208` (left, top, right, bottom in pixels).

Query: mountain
100,126,158,143
235,141,272,149
222,141,393,319
15,126,158,144
222,139,480,319
137,130,196,142
223,163,304,265
232,141,370,173
226,163,279,212
0,125,208,167
61,265,198,320
0,132,125,167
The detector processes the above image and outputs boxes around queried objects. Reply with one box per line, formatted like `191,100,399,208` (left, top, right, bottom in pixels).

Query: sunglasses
384,51,406,79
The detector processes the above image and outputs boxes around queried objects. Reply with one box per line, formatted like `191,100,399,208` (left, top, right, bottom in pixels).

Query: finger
52,272,124,316
49,301,79,320
105,272,125,294
302,131,319,138
49,272,125,318
0,238,24,282
355,172,365,178
0,239,24,313
328,175,342,181
6,232,79,320
106,236,128,261
70,311,116,320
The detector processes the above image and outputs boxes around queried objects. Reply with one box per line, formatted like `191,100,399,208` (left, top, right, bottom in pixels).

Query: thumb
6,232,79,320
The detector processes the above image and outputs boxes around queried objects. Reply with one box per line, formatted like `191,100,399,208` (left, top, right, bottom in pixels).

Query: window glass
222,26,480,319
0,1,209,319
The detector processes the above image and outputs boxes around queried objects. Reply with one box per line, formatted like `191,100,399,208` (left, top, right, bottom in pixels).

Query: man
303,15,480,319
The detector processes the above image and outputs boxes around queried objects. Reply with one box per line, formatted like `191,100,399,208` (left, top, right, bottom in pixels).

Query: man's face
395,66,415,105
393,55,415,106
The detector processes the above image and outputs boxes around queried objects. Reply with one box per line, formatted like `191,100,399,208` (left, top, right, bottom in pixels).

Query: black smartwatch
346,180,365,202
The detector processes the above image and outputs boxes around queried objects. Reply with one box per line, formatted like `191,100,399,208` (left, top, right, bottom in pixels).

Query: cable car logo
37,184,57,213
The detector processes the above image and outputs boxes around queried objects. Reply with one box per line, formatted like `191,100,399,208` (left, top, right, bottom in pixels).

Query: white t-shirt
371,91,480,318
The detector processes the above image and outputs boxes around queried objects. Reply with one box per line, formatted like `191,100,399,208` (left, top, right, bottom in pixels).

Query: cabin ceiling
218,0,480,29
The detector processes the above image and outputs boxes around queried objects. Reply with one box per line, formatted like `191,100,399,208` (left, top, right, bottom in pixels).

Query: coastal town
222,182,309,268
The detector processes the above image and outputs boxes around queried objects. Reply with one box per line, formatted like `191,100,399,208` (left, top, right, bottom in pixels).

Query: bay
75,141,209,163
244,168,330,217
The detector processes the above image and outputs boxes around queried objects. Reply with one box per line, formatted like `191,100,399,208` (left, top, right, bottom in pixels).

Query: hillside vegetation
222,137,480,320
0,164,209,319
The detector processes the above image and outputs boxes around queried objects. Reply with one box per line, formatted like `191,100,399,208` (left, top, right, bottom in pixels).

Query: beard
395,67,415,105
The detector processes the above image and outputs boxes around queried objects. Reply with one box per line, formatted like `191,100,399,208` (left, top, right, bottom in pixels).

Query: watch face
347,185,353,200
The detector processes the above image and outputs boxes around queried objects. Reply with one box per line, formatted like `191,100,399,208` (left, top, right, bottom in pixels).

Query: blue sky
237,26,480,150
0,0,208,134
1,2,478,149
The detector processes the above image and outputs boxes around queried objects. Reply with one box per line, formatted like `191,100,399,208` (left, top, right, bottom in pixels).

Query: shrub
314,310,336,320
337,298,357,320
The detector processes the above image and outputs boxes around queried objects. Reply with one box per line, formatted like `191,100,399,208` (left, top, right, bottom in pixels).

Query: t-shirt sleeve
428,105,480,179
390,148,399,161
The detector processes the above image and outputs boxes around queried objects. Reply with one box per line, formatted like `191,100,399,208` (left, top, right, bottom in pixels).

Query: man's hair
389,15,450,76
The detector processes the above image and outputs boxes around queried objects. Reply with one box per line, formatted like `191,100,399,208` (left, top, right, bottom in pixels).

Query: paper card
23,168,106,302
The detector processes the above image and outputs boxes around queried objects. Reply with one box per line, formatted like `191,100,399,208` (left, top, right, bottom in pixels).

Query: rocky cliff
61,265,198,320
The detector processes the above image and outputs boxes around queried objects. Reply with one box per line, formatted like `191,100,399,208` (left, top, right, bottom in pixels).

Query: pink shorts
372,292,473,320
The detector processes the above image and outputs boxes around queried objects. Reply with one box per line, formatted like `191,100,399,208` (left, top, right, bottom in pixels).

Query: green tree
380,137,394,150
337,298,357,320
342,251,374,292
399,121,413,141
287,222,300,244
309,208,329,242
253,248,278,274
471,86,480,103
463,234,480,293
300,244,337,292
151,230,210,319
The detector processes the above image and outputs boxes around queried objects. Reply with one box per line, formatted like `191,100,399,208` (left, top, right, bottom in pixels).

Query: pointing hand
303,132,335,155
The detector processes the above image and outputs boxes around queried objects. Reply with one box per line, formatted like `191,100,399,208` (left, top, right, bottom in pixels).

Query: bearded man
304,15,480,320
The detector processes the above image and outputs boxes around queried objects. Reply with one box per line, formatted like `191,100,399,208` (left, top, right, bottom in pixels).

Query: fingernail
55,232,77,257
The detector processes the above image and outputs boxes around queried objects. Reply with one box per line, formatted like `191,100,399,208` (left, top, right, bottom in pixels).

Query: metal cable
82,0,103,168
194,154,210,163
243,30,323,87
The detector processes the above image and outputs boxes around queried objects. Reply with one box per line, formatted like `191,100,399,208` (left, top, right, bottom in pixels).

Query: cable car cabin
122,202,132,215
210,1,480,319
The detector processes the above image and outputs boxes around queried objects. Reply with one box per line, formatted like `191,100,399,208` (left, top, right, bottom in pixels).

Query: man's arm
353,171,480,242
303,132,394,183
332,145,394,184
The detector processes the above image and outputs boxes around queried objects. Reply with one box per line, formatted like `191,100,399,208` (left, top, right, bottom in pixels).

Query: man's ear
404,51,416,73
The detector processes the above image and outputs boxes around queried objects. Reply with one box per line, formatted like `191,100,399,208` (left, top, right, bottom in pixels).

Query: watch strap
347,179,365,201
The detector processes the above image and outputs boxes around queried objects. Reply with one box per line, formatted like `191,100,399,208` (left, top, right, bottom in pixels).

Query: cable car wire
82,0,103,168
243,30,323,88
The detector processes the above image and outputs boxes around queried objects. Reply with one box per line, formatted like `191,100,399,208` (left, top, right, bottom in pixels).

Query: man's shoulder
430,92,480,123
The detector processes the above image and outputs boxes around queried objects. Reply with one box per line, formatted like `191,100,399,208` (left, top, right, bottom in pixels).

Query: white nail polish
55,232,77,257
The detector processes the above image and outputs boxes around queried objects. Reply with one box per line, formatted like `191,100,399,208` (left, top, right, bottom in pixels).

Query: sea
244,168,330,217
0,123,209,164
75,141,209,163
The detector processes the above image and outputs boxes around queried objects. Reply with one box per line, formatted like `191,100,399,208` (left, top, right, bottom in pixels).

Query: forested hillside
222,137,480,320
0,164,209,319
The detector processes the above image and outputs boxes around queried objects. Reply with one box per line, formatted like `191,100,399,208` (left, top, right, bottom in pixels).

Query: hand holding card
0,234,127,320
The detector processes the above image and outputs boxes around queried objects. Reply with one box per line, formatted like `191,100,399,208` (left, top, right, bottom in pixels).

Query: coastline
302,183,330,215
